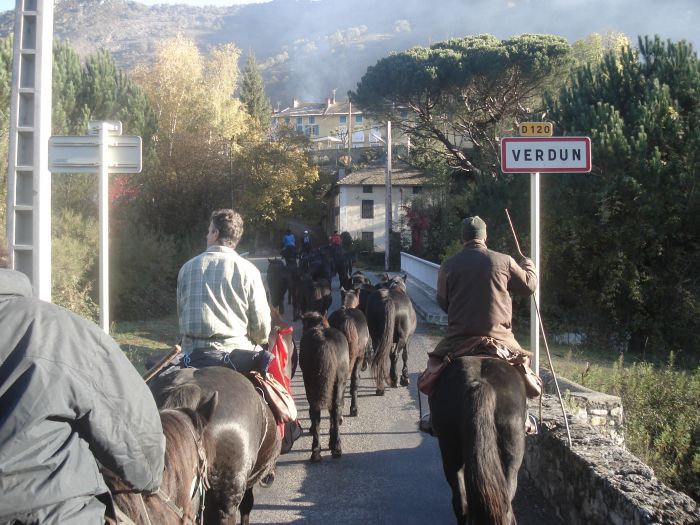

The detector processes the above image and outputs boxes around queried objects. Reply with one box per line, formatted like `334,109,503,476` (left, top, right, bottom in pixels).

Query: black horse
267,258,288,314
105,401,217,525
429,356,526,525
299,311,349,462
366,275,417,395
297,274,332,320
150,367,280,524
328,290,372,417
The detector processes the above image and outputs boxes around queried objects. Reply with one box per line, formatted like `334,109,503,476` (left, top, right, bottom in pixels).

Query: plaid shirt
177,245,271,353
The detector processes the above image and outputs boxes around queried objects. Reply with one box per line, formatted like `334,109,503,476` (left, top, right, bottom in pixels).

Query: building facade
328,164,430,251
272,95,408,149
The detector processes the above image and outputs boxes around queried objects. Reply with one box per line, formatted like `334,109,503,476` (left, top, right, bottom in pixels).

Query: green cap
461,216,487,241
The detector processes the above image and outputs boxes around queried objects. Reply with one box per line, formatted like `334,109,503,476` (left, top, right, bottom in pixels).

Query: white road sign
48,135,142,173
501,137,591,173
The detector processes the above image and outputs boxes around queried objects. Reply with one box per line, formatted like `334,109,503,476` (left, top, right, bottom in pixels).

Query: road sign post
48,121,142,333
500,134,591,374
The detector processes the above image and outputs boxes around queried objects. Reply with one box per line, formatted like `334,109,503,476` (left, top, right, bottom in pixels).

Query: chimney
326,97,332,109
292,98,300,108
332,88,337,105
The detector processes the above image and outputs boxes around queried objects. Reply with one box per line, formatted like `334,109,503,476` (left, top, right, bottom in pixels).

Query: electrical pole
384,120,392,272
347,101,352,156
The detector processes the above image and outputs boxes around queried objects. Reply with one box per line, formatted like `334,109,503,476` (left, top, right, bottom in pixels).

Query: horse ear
401,273,407,282
197,391,219,426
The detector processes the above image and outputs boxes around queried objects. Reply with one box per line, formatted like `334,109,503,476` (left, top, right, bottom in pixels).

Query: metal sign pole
531,171,540,374
384,120,392,272
98,123,110,333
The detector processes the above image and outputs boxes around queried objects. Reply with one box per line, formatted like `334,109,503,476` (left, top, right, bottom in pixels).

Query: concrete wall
523,375,700,524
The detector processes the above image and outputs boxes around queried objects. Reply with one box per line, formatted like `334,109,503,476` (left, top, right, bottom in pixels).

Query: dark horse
267,258,288,315
366,275,417,395
296,274,332,320
105,398,217,524
328,289,372,417
150,367,280,524
299,311,349,462
430,356,526,525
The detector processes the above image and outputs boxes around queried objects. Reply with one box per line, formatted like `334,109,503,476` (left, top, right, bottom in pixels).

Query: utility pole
384,120,392,272
347,101,352,156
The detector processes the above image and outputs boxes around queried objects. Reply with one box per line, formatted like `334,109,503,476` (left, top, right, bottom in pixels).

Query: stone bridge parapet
524,377,699,524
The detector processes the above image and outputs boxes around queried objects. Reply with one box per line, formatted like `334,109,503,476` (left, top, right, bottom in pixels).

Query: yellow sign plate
519,122,554,137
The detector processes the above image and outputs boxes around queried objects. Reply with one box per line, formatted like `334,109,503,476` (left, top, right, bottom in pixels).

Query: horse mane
107,409,215,524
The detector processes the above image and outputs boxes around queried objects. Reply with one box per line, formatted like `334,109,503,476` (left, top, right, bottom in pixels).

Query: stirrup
526,413,539,435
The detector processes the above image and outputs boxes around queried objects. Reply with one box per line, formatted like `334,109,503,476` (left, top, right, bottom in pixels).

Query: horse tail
464,380,511,525
371,296,395,387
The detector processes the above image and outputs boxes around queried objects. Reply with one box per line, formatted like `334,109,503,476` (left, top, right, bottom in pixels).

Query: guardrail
400,252,439,291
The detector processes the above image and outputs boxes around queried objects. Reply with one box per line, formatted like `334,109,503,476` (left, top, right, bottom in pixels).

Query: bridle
113,415,210,525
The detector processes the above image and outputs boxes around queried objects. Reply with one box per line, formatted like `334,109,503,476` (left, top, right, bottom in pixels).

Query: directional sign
87,120,122,136
501,137,591,173
48,135,142,173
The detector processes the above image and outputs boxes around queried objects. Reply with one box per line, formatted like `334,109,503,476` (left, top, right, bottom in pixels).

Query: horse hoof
259,471,275,487
339,416,344,425
331,448,342,459
350,407,358,417
400,376,410,386
310,451,322,462
375,389,385,396
390,381,399,388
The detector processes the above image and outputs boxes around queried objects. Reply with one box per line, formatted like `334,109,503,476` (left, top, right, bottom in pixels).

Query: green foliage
564,354,700,502
351,33,572,176
545,36,700,352
240,53,272,129
0,35,12,246
111,225,179,320
51,209,99,321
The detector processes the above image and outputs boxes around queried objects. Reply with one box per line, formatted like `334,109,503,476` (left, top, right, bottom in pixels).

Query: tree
240,52,272,130
351,34,572,177
545,36,700,353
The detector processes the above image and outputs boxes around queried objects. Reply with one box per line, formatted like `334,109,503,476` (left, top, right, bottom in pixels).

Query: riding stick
505,209,573,448
143,345,181,383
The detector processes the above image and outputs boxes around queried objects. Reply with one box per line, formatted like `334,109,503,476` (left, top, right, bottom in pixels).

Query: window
361,231,374,245
339,115,347,124
355,115,363,124
305,125,320,137
362,185,373,193
296,116,303,124
361,199,374,219
308,116,316,124
400,109,408,119
412,186,423,194
284,116,290,124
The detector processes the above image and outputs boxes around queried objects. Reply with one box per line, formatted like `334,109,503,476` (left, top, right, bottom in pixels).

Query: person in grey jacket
0,267,165,524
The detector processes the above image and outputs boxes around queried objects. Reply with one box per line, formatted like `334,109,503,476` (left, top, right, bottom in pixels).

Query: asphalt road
250,257,563,525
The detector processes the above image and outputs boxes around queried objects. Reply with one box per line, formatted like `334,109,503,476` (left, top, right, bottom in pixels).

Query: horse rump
429,356,526,525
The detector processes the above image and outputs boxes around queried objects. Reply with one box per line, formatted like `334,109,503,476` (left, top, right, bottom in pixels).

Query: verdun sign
501,136,592,173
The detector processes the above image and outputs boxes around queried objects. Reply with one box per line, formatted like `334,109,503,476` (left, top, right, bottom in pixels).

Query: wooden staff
143,345,181,383
505,209,572,448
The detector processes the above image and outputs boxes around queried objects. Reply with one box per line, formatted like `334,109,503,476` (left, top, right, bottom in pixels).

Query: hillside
0,0,697,107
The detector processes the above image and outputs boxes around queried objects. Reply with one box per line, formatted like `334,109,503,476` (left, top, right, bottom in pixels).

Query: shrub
566,355,700,502
52,209,99,321
111,224,180,320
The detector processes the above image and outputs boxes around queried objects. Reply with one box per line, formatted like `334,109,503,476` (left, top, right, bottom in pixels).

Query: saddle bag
248,371,298,424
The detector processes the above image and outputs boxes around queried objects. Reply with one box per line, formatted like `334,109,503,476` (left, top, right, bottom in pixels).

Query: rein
112,416,210,525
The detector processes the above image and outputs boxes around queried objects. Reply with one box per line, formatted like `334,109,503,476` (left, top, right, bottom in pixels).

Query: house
272,93,404,149
327,163,432,251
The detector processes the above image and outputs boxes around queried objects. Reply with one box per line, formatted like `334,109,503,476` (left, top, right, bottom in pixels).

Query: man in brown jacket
420,216,541,433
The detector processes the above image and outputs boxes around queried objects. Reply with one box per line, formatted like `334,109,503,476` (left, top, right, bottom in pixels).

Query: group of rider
0,208,541,524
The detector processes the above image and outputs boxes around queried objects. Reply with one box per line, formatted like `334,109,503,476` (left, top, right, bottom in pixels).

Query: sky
0,0,269,11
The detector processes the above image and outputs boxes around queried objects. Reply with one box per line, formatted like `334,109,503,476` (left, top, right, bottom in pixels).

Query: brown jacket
436,239,537,353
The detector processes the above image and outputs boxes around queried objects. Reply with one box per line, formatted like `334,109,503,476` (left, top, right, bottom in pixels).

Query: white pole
384,120,392,272
530,171,540,374
99,123,110,333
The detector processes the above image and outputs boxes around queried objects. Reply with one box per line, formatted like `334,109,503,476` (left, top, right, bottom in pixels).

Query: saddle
418,336,543,398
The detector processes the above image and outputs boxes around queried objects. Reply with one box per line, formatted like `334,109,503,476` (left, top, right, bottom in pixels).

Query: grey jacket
436,240,537,352
0,269,164,523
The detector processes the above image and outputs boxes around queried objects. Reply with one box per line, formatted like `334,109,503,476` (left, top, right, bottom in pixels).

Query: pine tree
240,52,272,130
